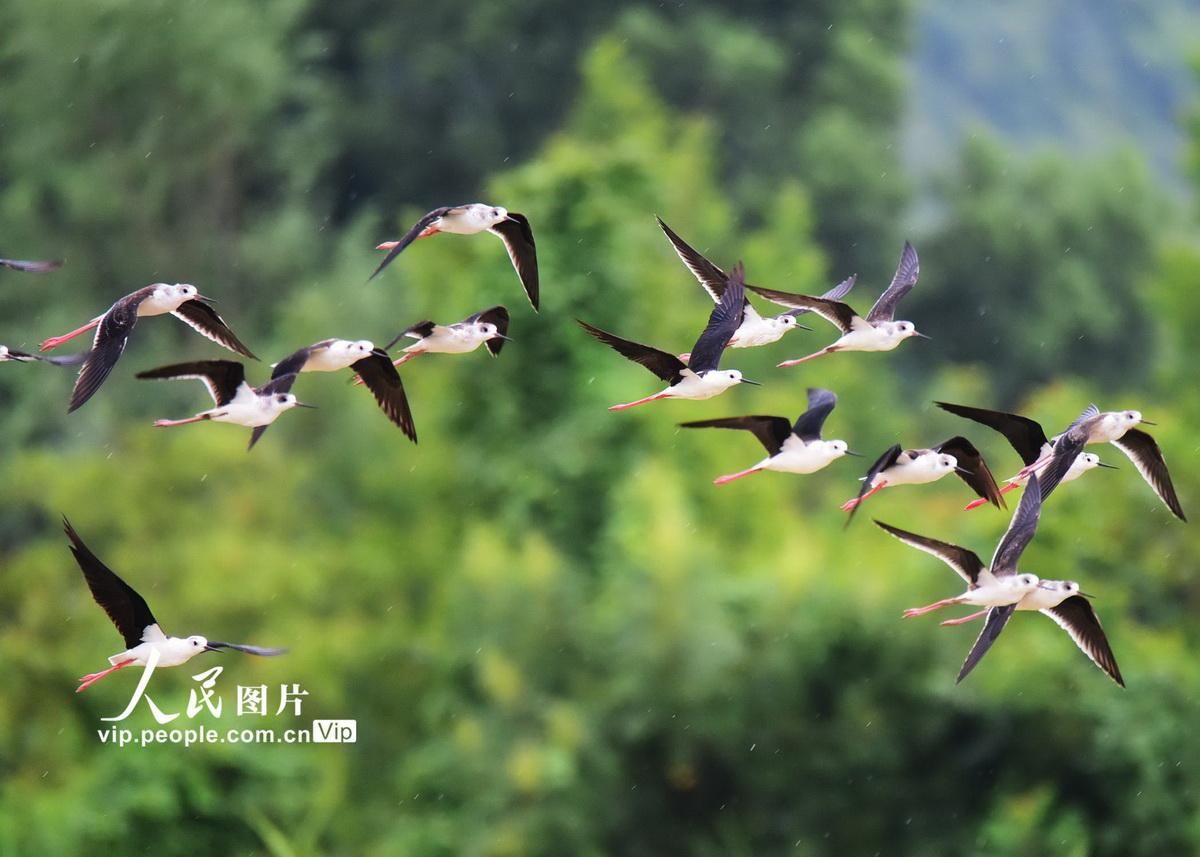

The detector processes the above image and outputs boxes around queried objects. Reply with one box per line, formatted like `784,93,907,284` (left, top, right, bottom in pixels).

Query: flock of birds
0,200,1186,691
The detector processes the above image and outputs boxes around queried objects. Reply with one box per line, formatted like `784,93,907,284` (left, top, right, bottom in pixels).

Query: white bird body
431,203,509,234
288,339,375,373
109,627,210,668
404,324,495,355
727,309,801,349
1005,448,1103,488
866,450,957,489
203,388,300,428
953,573,1042,609
830,319,917,353
761,436,850,475
660,369,747,402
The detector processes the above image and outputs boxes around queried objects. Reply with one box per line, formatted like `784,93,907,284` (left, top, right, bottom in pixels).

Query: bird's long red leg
965,482,1020,511
392,351,422,368
903,597,964,618
40,318,100,352
76,659,134,693
609,392,670,411
153,415,209,428
841,480,887,512
940,610,987,626
713,466,764,486
778,346,837,368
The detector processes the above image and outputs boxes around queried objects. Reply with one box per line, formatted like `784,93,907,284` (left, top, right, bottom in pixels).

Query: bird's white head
269,392,301,411
1013,573,1040,590
0,345,9,360
934,452,958,474
332,339,374,359
185,634,210,655
1077,452,1102,472
826,439,850,458
151,282,200,307
1120,409,1144,427
490,205,509,222
887,320,924,341
777,315,801,330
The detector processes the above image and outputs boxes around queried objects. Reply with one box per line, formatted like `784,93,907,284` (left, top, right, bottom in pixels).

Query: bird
937,579,1123,687
65,518,286,693
841,436,1004,519
1,256,62,272
253,339,416,448
1,344,86,366
935,401,1118,510
383,305,510,367
679,388,860,485
578,263,759,410
957,403,1184,521
656,217,858,351
38,283,257,413
744,242,926,366
877,475,1046,684
136,360,314,446
371,204,539,310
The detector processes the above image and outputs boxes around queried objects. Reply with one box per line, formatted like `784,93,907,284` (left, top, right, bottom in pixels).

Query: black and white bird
1,256,62,272
745,242,926,366
657,217,857,351
137,360,314,447
955,403,1184,521
680,388,859,485
1,344,85,366
578,263,759,410
39,283,257,413
66,518,286,693
842,436,1004,517
936,401,1118,511
876,474,1123,686
371,204,539,310
256,339,416,447
384,305,510,367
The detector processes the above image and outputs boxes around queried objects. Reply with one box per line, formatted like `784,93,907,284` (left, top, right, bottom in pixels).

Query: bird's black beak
844,450,865,457
204,644,222,653
1096,461,1119,470
194,294,217,305
1141,419,1157,426
795,323,813,332
1079,591,1095,599
956,466,973,476
740,378,762,386
494,334,514,342
294,401,319,409
913,331,932,340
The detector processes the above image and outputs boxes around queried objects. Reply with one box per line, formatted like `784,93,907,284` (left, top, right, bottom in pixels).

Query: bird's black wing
687,263,747,374
656,216,730,303
865,241,920,323
352,350,417,443
137,360,247,406
385,320,437,350
937,436,1005,508
846,444,903,525
489,214,539,310
955,604,1017,684
745,285,859,334
270,345,317,381
1111,429,1186,521
792,388,838,441
64,518,159,649
0,257,63,272
990,472,1042,573
577,320,686,384
171,299,257,359
206,641,289,656
1038,418,1090,502
464,305,511,355
1042,596,1125,687
873,520,987,585
935,401,1050,466
679,415,793,456
67,291,152,413
779,275,857,320
369,206,454,280
246,372,301,451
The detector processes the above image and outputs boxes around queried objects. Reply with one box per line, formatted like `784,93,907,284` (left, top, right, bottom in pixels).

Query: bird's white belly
880,461,947,486
670,374,736,400
964,582,1035,608
766,445,836,474
415,332,482,354
438,211,493,235
114,640,194,668
836,327,897,352
136,294,188,317
730,319,785,348
303,351,357,372
212,401,283,428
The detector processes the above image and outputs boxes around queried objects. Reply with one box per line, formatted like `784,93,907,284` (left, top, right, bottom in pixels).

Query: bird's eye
277,395,287,403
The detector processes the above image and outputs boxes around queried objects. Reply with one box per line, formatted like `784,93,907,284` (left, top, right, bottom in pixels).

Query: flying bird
745,242,926,366
656,217,858,351
935,401,1118,510
66,518,286,693
137,360,314,447
680,388,859,485
371,204,539,310
1,257,63,272
1,344,85,365
383,305,510,367
842,436,1004,519
39,283,257,413
256,339,416,448
578,263,759,410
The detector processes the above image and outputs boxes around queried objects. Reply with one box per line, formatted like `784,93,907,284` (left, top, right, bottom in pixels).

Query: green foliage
1,3,1199,856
